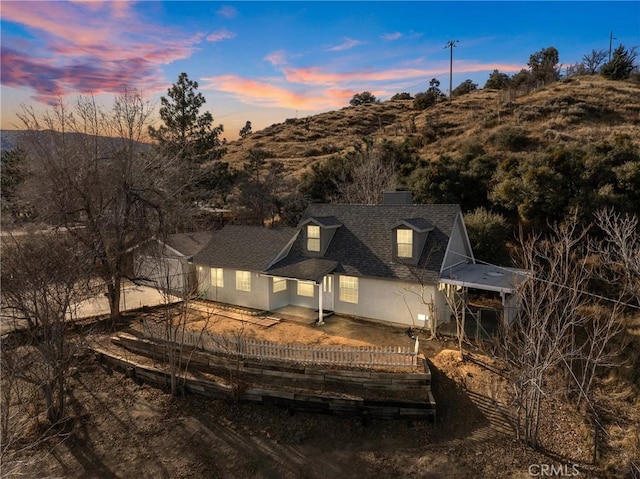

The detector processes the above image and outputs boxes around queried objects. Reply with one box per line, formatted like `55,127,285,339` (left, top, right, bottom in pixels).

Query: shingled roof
265,203,462,283
192,225,296,271
165,232,215,258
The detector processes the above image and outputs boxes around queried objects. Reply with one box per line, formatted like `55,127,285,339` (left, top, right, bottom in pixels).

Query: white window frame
396,228,413,258
211,268,224,288
297,280,315,297
273,276,287,293
307,225,321,252
235,270,251,292
339,275,358,304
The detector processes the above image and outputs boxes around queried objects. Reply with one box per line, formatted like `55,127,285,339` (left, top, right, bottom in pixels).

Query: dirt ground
2,306,637,478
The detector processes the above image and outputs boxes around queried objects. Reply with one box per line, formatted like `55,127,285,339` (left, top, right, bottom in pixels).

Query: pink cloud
283,66,437,86
1,2,201,103
217,5,238,19
381,32,403,41
201,58,526,112
201,75,352,111
327,37,364,52
206,29,237,42
264,50,288,67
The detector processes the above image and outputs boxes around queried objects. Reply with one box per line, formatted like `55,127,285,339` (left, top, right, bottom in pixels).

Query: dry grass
221,75,640,176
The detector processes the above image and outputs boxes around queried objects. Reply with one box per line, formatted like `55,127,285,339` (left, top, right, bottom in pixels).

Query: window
211,268,223,288
339,276,358,304
273,276,287,293
396,228,413,258
323,275,333,293
235,270,251,292
307,225,320,252
297,280,315,297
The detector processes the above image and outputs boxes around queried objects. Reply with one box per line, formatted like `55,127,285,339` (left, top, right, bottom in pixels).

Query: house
134,231,215,295
190,226,297,310
189,193,522,332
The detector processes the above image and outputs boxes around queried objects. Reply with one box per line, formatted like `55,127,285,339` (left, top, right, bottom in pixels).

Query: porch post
317,280,324,325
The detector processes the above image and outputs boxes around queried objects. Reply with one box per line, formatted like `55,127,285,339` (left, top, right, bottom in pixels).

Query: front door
322,275,334,312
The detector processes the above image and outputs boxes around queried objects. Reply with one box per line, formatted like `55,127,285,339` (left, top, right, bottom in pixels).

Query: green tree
464,207,510,265
239,120,253,138
149,72,225,163
484,70,511,89
414,78,445,110
601,45,638,80
236,149,291,225
300,154,352,203
452,79,478,97
528,46,560,84
510,69,533,88
149,73,233,208
349,91,377,106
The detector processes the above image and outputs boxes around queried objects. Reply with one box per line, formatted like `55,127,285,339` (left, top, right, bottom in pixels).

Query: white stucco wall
198,267,271,311
333,275,449,328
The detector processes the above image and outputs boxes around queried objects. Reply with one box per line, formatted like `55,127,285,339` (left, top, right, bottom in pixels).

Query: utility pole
609,31,617,61
445,40,459,104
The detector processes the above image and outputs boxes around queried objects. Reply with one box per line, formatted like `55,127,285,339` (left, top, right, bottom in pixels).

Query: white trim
265,230,300,269
440,211,475,273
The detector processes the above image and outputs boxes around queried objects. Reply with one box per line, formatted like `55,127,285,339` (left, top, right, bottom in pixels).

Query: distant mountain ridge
0,129,150,154
1,130,26,153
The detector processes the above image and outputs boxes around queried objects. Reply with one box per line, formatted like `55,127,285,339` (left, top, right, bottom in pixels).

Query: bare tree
498,211,634,450
145,249,216,396
595,208,640,305
581,49,608,75
17,92,183,327
1,231,91,427
338,141,397,204
499,217,592,447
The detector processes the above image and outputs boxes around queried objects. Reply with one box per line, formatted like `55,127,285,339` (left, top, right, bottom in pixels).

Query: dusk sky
1,1,639,140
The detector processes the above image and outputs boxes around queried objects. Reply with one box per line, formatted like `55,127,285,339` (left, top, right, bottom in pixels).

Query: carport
439,263,528,340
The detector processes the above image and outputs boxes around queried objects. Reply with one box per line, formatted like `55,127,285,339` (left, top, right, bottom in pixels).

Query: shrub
490,126,531,152
464,207,511,265
391,92,413,101
349,91,377,106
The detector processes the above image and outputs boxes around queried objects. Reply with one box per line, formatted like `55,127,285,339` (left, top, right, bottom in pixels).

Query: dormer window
307,225,321,252
396,229,413,258
392,218,434,264
301,216,342,256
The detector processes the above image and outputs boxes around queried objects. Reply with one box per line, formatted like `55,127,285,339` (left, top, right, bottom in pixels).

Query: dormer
300,216,342,256
391,218,434,265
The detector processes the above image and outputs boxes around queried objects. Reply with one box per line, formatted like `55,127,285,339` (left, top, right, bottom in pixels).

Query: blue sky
1,1,638,139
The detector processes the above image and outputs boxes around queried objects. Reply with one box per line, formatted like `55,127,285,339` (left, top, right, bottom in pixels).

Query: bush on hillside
489,127,531,152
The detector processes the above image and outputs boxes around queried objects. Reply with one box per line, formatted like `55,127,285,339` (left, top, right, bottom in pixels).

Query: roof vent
383,191,412,205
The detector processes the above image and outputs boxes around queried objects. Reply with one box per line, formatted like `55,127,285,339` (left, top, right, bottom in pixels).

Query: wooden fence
142,319,419,368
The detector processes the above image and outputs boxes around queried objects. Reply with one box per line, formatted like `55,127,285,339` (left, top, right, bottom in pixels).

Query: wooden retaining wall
98,333,436,419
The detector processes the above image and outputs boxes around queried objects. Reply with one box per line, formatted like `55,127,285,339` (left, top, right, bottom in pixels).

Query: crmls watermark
528,463,580,477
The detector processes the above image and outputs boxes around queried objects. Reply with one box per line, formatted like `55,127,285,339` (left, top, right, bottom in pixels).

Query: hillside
223,75,640,178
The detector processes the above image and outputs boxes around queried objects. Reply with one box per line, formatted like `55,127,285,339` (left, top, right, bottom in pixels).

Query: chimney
383,191,412,205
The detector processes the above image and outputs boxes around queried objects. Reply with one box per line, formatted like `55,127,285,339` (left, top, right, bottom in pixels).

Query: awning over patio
440,263,528,294
266,258,338,284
